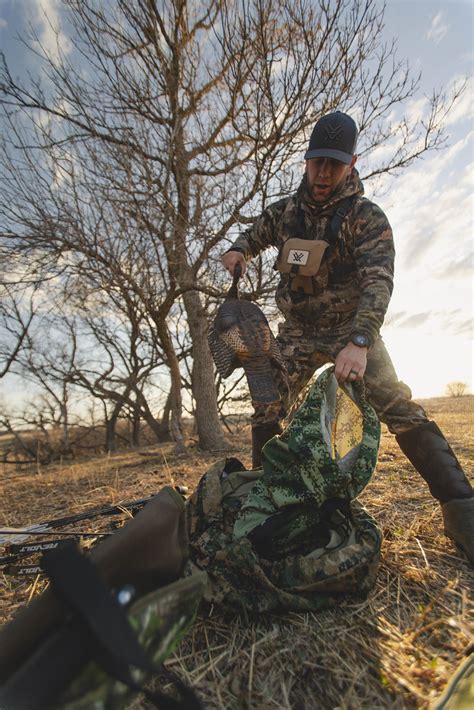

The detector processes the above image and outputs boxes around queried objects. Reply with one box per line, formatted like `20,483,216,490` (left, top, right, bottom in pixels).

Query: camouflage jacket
229,171,394,345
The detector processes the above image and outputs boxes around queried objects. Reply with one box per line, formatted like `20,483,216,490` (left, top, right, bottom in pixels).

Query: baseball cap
304,111,358,165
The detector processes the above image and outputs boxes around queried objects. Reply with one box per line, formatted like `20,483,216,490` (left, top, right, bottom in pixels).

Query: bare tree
0,0,462,450
445,382,469,398
0,262,38,379
0,149,190,450
7,318,80,456
0,321,81,464
63,319,153,453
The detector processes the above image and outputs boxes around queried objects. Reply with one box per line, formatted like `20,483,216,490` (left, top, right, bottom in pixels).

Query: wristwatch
350,333,370,348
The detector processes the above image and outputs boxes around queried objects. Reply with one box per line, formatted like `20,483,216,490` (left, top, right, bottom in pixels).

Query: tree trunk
104,395,126,452
61,409,70,454
160,391,171,436
105,415,118,452
132,404,140,447
169,84,225,451
143,321,185,453
182,289,227,450
134,389,170,442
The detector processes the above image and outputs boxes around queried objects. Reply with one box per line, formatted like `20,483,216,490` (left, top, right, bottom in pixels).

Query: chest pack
277,194,357,293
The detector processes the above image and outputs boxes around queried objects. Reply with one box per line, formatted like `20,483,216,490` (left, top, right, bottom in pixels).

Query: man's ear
350,155,358,170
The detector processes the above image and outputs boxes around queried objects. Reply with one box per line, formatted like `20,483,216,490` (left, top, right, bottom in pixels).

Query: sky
365,0,474,398
0,0,473,400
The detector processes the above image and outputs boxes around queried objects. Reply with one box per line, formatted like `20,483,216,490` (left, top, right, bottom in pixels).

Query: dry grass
1,397,473,709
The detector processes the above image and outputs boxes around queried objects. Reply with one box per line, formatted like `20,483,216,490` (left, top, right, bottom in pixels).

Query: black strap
42,543,201,709
326,194,357,245
283,194,356,246
324,194,357,275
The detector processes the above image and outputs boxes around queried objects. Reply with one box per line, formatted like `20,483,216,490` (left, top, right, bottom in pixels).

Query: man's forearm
225,233,257,260
351,279,393,345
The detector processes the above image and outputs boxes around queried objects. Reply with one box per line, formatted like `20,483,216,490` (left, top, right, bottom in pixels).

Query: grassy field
1,396,473,708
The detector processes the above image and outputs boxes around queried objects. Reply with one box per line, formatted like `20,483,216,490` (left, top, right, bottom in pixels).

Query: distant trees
446,382,469,398
0,0,463,454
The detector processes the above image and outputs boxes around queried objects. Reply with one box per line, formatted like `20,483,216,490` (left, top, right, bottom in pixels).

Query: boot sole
444,529,473,564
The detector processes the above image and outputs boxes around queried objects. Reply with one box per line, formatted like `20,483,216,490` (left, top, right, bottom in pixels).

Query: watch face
352,334,369,347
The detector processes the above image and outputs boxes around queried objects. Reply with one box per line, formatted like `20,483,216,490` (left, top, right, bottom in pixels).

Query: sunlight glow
382,329,473,399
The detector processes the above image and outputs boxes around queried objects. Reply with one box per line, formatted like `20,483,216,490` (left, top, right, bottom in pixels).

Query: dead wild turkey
208,265,286,405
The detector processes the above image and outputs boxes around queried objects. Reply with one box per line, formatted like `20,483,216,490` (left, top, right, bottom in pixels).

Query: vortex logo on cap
325,123,343,141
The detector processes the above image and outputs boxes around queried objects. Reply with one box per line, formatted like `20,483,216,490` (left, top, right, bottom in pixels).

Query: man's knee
365,380,428,434
363,338,429,433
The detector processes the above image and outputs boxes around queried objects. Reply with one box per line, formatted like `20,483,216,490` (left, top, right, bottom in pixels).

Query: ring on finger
350,369,359,376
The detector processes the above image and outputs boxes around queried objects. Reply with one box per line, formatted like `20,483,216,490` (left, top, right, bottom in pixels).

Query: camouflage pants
252,317,428,435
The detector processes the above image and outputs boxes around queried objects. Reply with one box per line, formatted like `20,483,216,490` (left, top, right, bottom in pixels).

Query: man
222,111,473,563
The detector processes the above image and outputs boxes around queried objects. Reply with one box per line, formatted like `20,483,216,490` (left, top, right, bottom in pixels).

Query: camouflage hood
186,367,382,614
296,168,365,215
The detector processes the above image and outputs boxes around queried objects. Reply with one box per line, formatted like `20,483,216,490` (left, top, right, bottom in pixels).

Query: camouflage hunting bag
0,487,206,710
186,366,382,614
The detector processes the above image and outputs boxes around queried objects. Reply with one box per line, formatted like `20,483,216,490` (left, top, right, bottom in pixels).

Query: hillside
0,395,473,708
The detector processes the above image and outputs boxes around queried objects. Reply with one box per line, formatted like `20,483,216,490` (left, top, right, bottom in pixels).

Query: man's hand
334,343,368,384
222,251,247,275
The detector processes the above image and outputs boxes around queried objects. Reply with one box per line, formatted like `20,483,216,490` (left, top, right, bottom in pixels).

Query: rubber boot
441,498,474,565
252,420,282,468
396,421,474,564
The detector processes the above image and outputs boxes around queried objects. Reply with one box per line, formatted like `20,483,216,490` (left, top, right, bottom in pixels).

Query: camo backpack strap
56,572,208,709
0,542,206,710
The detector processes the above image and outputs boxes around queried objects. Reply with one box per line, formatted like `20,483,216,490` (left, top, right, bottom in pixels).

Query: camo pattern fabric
185,368,382,614
55,573,207,710
252,321,429,435
229,170,394,346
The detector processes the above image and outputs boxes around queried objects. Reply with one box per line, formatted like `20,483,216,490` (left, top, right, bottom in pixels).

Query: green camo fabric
432,653,474,710
186,366,382,614
54,572,207,710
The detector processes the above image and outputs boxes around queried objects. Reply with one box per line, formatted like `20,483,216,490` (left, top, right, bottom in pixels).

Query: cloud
436,252,474,280
384,308,473,339
383,310,408,328
375,129,474,268
362,75,473,199
450,317,473,337
28,0,72,62
397,312,432,329
426,12,450,44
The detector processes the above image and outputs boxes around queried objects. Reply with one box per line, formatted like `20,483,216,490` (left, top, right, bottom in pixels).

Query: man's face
305,155,357,203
